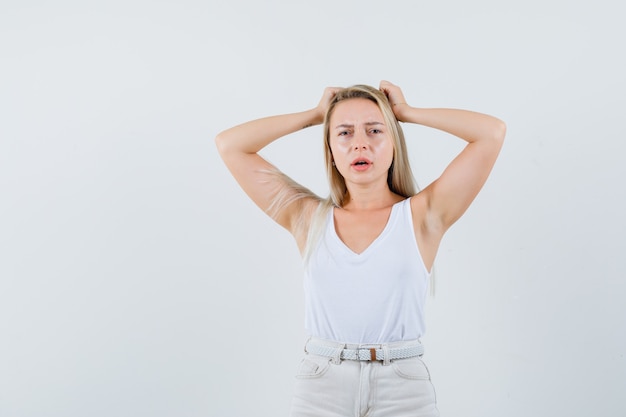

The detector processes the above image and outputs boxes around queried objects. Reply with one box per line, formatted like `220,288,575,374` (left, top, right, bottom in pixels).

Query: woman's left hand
379,80,410,121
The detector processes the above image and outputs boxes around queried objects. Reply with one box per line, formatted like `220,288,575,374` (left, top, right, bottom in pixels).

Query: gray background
1,1,624,416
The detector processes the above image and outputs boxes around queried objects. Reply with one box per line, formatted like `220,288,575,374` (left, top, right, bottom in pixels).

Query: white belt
305,339,424,362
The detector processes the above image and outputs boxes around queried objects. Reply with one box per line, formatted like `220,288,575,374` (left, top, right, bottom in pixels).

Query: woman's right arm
214,88,337,232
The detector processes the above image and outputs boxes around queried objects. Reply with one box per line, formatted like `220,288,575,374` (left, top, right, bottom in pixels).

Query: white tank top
303,198,431,344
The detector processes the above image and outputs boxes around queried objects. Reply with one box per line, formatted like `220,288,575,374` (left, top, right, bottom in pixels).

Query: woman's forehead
331,98,384,126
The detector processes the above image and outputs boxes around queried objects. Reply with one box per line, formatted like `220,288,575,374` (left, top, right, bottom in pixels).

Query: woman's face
328,98,395,188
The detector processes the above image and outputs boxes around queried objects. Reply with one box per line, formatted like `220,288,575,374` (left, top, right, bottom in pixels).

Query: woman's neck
342,185,404,211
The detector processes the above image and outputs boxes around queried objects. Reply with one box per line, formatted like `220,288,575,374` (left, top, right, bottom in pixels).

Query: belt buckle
355,347,381,361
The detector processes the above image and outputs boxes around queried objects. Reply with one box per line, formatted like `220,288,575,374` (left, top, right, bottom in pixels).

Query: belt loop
331,344,343,365
382,344,391,366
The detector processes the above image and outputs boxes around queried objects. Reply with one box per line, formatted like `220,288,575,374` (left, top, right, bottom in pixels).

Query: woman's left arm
380,80,506,231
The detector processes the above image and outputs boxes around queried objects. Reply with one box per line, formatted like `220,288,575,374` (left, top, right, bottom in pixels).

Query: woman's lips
351,158,372,171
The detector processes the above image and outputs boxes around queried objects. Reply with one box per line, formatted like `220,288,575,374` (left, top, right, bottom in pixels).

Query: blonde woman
215,81,505,417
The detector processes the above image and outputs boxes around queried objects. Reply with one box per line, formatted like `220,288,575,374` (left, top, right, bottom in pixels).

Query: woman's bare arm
380,80,506,232
214,88,338,232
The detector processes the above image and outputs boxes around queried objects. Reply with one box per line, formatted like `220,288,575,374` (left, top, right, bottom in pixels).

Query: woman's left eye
370,129,381,134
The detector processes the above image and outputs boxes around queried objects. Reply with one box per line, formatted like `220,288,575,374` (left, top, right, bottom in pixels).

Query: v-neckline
330,199,404,257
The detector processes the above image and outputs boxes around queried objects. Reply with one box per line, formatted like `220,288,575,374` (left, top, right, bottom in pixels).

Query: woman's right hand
314,87,342,123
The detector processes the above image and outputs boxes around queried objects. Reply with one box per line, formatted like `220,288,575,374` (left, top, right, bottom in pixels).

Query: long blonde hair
323,85,418,207
265,84,419,262
301,85,420,262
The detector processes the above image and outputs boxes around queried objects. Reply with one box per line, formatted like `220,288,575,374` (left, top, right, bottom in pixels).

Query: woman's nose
353,133,368,150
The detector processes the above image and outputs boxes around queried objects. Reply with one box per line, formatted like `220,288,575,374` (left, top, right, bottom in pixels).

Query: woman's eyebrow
334,121,384,129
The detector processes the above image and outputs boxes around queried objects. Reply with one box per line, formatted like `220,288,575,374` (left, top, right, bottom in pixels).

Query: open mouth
351,158,372,166
351,158,372,170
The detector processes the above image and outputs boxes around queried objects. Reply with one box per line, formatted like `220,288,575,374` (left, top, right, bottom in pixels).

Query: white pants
290,338,439,417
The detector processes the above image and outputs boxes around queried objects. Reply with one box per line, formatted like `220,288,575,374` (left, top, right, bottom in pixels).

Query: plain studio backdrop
1,1,624,416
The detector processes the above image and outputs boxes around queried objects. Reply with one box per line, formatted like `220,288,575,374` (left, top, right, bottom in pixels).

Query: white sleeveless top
303,198,431,344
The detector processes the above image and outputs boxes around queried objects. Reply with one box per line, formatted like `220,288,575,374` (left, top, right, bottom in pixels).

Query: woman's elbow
484,118,506,148
494,119,507,143
214,131,231,156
